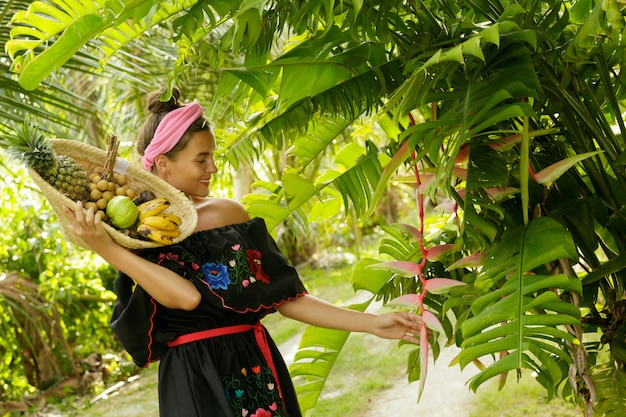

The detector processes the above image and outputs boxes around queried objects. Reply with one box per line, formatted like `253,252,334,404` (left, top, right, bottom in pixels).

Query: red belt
167,322,284,401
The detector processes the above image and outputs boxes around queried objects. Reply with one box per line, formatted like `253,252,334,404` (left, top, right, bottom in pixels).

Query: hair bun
146,87,182,114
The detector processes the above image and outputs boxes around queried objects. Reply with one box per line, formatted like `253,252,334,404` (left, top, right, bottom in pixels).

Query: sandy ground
367,345,479,417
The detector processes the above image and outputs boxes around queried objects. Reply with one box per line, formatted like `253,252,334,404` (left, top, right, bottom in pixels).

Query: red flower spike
455,144,470,165
452,167,468,179
533,151,603,186
423,278,467,294
435,200,457,213
398,223,423,241
417,323,430,402
488,133,522,151
425,244,458,261
446,253,486,270
388,294,422,309
368,261,422,276
417,174,436,194
422,310,444,334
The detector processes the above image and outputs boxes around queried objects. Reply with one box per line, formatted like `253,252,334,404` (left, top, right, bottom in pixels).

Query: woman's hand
370,312,422,344
63,201,201,310
63,201,115,252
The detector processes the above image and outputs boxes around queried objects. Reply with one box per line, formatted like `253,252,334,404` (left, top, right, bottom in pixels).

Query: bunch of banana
135,198,182,245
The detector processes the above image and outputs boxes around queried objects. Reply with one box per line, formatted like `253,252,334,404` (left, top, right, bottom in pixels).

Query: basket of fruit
1,123,197,250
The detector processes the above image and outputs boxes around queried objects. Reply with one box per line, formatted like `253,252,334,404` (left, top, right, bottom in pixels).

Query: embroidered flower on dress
158,252,185,266
251,409,271,417
201,262,232,290
223,364,286,416
246,249,270,284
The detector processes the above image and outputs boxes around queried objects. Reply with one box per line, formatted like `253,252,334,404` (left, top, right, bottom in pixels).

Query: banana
140,215,179,231
155,212,182,226
136,223,177,245
140,222,180,238
137,198,170,220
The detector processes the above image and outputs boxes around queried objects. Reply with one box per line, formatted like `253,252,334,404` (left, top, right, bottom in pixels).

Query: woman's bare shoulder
193,197,251,231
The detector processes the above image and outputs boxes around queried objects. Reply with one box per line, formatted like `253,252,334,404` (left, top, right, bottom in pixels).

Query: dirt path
367,345,479,417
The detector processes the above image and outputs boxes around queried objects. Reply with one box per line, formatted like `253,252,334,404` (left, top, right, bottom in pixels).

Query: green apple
106,195,139,229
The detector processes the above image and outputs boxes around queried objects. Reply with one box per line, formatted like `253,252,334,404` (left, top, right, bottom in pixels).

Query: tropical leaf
325,146,384,217
591,362,626,416
220,57,405,165
458,217,581,396
7,0,198,90
290,259,387,415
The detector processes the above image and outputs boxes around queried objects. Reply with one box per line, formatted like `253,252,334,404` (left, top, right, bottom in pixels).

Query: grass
467,373,582,417
312,333,407,416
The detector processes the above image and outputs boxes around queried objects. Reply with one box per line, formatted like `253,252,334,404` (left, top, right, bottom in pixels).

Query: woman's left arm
276,294,422,344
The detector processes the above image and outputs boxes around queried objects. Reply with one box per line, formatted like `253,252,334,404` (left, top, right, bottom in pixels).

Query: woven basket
29,139,197,250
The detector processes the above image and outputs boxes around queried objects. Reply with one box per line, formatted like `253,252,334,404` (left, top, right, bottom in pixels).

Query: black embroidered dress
110,218,307,417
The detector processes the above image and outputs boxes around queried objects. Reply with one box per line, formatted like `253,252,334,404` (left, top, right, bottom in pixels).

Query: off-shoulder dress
110,217,308,417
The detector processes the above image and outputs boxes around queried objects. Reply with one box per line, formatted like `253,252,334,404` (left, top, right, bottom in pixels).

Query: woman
65,88,421,417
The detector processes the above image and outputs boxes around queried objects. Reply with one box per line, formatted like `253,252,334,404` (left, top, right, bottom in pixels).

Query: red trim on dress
197,277,308,315
167,322,286,404
145,297,161,366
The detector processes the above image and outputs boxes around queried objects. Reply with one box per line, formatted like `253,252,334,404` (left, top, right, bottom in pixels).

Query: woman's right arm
64,201,201,311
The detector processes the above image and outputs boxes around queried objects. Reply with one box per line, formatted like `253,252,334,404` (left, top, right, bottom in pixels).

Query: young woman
65,88,421,417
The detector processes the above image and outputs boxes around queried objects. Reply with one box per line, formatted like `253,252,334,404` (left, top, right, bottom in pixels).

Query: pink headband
141,102,204,170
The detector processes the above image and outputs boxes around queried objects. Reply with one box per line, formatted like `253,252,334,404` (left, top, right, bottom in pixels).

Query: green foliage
0,157,117,401
3,1,626,417
459,218,581,397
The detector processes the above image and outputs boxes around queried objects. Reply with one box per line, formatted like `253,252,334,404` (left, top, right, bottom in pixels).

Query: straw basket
29,139,197,250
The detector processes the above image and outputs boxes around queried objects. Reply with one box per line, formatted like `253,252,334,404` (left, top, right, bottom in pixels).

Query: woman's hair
136,87,212,164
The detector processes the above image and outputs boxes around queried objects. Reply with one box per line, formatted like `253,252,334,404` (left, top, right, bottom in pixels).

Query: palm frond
219,57,404,168
591,361,626,415
6,0,198,90
458,217,581,395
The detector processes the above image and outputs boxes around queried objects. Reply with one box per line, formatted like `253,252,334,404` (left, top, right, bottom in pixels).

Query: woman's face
155,130,218,197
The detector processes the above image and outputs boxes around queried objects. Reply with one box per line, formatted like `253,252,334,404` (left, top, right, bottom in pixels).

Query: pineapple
0,121,89,201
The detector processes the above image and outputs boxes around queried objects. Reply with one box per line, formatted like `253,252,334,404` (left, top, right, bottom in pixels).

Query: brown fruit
90,189,103,201
102,190,115,201
96,179,109,191
139,190,157,203
114,173,127,185
96,198,107,210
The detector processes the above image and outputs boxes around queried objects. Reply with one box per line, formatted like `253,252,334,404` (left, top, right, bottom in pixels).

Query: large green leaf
7,0,198,90
591,362,626,416
459,217,581,395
